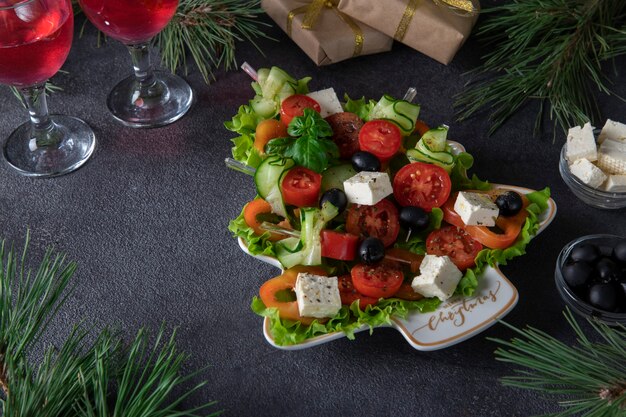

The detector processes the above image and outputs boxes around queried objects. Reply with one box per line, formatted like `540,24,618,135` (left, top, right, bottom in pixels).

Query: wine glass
78,0,193,128
0,0,96,178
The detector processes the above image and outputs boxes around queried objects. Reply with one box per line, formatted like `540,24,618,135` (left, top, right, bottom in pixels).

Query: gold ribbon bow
394,0,478,41
288,0,364,57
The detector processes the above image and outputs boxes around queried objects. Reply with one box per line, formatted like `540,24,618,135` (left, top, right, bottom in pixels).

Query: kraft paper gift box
262,0,393,65
337,0,479,64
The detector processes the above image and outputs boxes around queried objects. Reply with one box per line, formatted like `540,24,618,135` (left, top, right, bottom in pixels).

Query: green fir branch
489,310,626,416
0,233,220,416
156,0,272,83
455,0,626,137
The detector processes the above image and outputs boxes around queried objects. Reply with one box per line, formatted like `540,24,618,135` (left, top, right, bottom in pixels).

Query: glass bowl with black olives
559,145,626,210
555,234,626,325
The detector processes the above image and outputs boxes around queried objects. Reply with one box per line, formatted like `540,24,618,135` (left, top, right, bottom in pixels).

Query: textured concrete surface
1,8,625,417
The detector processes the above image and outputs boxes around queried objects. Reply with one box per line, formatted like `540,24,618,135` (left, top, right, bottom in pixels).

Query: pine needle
0,233,220,416
455,0,626,137
489,310,626,416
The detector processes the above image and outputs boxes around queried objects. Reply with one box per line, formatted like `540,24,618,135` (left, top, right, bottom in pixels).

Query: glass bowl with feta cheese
559,120,626,209
555,234,626,325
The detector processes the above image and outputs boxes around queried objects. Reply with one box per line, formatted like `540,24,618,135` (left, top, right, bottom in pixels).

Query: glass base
3,115,96,178
107,71,194,128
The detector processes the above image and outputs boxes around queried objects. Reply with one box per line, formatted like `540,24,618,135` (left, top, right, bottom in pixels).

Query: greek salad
226,65,551,346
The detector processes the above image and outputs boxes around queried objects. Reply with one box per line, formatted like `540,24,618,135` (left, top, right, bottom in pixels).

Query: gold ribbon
394,0,478,41
287,0,364,57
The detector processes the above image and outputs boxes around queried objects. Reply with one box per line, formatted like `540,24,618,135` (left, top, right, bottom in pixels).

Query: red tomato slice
321,230,359,261
358,120,402,162
259,266,327,325
345,199,400,247
337,275,379,309
280,94,321,126
425,225,483,271
281,167,322,207
351,262,404,299
393,162,452,211
441,191,529,249
394,282,424,301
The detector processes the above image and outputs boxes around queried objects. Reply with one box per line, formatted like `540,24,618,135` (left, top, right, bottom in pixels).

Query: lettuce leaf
451,152,490,192
225,104,265,169
228,208,277,258
456,187,551,296
343,94,376,120
252,296,441,346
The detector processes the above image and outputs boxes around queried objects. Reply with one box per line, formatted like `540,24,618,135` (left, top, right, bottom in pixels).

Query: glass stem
128,42,156,88
21,83,61,148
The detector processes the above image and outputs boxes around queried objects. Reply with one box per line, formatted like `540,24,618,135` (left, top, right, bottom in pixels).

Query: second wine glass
79,0,193,128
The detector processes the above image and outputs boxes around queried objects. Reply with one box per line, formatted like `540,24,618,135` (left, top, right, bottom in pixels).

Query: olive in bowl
555,234,626,325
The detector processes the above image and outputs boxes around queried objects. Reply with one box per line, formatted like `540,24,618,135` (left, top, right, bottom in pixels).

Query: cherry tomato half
281,167,322,207
337,275,379,309
254,119,288,153
393,162,452,211
426,225,483,271
280,94,321,126
441,191,529,249
259,266,327,325
351,262,404,299
358,120,402,162
321,230,359,261
346,199,400,247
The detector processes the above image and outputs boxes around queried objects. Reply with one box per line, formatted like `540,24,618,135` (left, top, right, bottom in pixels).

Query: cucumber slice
321,164,357,192
367,94,421,135
254,156,295,217
261,67,296,99
250,96,278,119
406,146,454,172
421,126,448,152
276,237,305,269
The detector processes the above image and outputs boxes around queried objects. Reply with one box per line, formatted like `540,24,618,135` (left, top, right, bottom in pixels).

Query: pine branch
0,234,220,416
455,0,626,137
489,309,626,416
156,0,272,83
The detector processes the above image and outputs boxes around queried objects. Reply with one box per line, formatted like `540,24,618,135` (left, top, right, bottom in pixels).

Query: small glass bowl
559,144,626,209
555,234,626,325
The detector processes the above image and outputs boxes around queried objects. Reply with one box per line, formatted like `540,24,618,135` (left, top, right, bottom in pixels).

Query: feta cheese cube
453,191,499,227
603,175,626,193
597,139,626,175
569,158,607,188
598,119,626,144
307,88,343,118
343,172,393,206
566,122,597,163
295,273,341,319
411,255,462,301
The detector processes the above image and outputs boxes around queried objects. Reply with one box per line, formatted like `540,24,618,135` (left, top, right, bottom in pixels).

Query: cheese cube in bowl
559,121,626,209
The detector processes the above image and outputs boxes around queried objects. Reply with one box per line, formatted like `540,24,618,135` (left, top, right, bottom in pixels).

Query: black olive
399,206,430,232
320,188,348,214
495,191,523,217
596,257,619,282
358,237,385,265
351,151,381,172
570,244,600,264
588,283,618,311
613,240,626,264
562,262,593,288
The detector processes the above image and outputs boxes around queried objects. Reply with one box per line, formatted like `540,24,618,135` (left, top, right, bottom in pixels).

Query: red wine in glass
0,1,74,87
78,0,193,128
79,0,178,44
0,0,96,178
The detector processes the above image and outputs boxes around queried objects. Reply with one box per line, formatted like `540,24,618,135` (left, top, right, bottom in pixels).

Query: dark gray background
1,4,625,417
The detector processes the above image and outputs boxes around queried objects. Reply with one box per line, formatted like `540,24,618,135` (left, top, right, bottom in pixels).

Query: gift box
262,0,393,66
337,0,479,64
